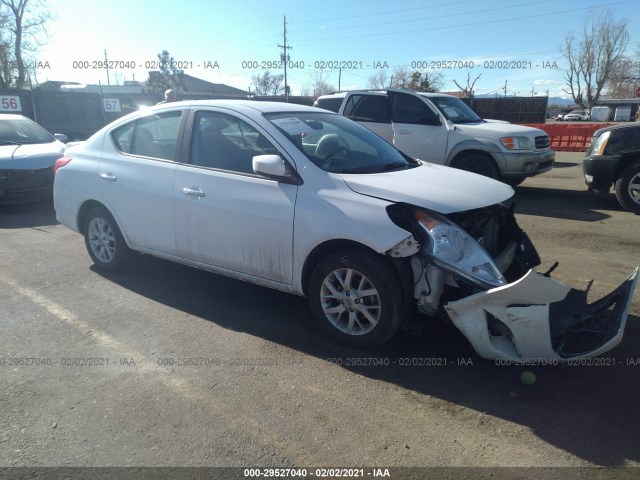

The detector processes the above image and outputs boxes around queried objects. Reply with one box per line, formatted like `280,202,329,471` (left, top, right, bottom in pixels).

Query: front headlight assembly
414,210,506,289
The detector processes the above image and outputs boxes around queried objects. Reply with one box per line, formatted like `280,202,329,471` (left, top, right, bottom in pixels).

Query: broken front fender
444,268,638,361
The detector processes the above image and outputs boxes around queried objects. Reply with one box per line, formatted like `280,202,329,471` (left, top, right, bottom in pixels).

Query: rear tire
308,250,404,348
615,161,640,214
453,153,500,180
83,205,131,272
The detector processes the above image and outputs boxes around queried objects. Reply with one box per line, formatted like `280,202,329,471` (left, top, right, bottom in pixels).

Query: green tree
146,50,186,94
407,70,444,92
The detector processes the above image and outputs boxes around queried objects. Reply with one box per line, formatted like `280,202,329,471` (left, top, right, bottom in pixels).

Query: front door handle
182,187,206,198
397,130,410,135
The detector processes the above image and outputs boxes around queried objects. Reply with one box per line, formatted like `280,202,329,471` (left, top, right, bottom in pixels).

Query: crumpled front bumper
444,268,638,361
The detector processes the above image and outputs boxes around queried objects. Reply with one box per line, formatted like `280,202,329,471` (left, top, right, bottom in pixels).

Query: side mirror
252,154,302,185
54,133,68,143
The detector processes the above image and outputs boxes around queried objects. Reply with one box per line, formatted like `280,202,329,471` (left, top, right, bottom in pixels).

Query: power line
293,0,640,42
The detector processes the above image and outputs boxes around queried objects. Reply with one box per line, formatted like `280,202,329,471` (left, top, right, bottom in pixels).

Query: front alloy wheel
309,251,403,348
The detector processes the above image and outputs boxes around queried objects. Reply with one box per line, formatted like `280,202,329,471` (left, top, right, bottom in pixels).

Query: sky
33,0,640,99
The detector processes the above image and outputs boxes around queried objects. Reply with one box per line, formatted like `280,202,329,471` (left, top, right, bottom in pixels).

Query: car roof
315,88,457,100
152,99,321,115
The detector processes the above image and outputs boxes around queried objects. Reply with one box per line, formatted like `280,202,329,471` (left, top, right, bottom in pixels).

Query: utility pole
503,79,507,97
278,15,292,102
104,49,111,86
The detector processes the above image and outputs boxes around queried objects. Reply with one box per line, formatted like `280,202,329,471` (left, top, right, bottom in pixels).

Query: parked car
563,110,590,121
53,101,638,361
555,113,566,121
0,114,67,204
584,123,640,213
315,89,554,187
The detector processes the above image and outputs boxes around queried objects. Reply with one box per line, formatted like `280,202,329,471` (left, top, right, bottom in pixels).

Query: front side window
391,94,439,125
111,111,182,160
191,111,278,174
265,111,418,174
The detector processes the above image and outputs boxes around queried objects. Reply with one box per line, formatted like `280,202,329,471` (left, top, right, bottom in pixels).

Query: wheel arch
613,152,640,183
76,200,130,247
300,239,412,304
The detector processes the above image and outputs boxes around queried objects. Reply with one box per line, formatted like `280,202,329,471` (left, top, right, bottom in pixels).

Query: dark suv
584,123,640,213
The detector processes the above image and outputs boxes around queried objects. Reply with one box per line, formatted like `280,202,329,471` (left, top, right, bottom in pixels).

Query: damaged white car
53,101,638,361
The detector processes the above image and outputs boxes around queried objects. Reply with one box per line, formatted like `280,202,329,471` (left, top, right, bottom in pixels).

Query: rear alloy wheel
308,250,403,348
83,205,131,272
615,161,640,214
453,153,499,180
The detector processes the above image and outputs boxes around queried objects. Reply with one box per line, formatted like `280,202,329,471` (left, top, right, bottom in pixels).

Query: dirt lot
0,152,638,478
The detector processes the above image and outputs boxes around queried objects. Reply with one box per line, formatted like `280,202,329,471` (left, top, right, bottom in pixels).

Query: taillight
53,156,72,175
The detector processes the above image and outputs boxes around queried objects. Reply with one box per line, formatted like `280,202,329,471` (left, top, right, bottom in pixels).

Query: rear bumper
444,268,638,361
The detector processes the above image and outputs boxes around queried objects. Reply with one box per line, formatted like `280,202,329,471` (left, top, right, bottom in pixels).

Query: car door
99,110,184,254
174,108,297,284
341,94,393,143
388,91,447,163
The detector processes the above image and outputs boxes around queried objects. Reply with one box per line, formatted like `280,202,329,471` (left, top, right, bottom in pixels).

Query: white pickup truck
314,89,555,186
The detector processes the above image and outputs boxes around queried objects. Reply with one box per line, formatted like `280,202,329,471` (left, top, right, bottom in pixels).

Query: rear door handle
100,172,117,181
182,187,206,198
397,130,410,135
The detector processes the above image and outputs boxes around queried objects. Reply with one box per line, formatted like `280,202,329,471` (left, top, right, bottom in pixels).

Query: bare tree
454,72,482,98
408,70,444,92
390,66,411,88
0,0,50,89
561,9,630,108
367,69,388,89
307,69,335,97
251,70,284,95
146,50,186,94
606,46,640,98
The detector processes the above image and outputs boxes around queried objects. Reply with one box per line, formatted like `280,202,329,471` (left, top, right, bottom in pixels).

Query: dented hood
340,162,514,214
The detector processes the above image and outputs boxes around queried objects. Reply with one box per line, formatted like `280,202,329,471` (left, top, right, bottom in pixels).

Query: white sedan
53,100,637,361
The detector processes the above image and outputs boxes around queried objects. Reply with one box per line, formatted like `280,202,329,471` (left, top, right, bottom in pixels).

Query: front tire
503,176,526,187
615,161,640,214
308,250,404,348
83,205,131,272
452,153,500,180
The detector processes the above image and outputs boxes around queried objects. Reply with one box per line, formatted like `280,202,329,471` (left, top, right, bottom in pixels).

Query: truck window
390,94,438,125
343,95,390,123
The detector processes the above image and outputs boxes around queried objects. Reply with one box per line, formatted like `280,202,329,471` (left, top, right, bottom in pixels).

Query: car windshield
264,111,418,174
425,95,483,124
0,118,55,145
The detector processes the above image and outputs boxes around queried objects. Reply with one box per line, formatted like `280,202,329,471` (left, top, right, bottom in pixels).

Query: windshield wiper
0,141,21,145
378,162,409,172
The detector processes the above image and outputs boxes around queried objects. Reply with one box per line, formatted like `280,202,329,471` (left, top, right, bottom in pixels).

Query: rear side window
314,97,343,113
343,95,390,123
112,111,183,160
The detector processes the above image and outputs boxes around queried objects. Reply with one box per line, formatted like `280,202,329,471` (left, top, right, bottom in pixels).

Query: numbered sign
0,96,22,112
103,98,121,113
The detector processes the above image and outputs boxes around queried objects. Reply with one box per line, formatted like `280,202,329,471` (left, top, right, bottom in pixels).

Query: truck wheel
503,176,526,187
308,250,403,348
453,153,499,180
615,161,640,214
